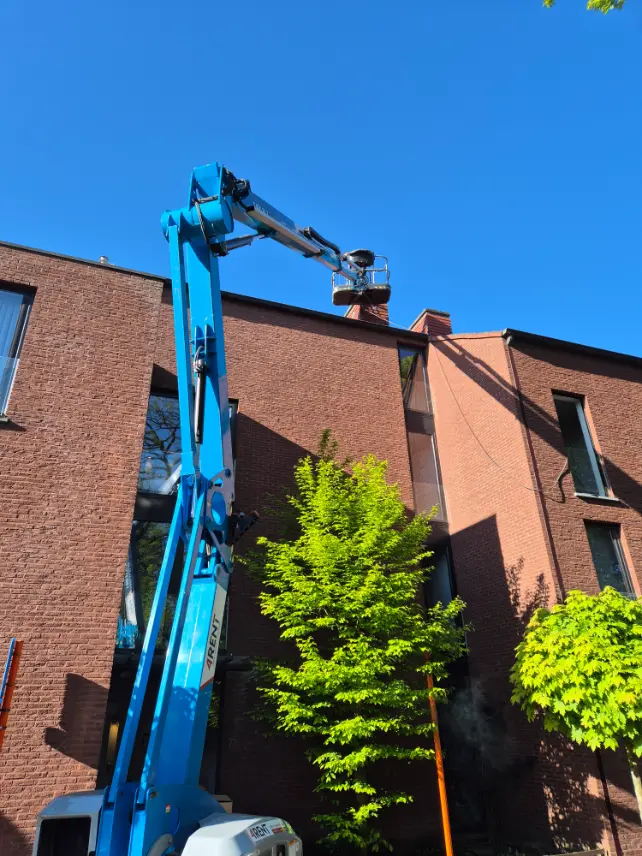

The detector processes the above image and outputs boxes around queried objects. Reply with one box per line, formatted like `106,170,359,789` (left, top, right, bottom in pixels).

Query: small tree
243,443,465,852
511,587,642,817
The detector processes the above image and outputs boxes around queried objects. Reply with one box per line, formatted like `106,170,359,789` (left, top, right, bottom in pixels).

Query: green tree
511,587,642,818
243,443,466,852
544,0,624,11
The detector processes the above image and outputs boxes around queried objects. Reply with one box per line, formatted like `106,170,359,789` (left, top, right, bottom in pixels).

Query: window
585,522,634,595
398,346,431,414
120,393,239,649
138,394,239,495
398,344,445,521
407,431,445,519
425,548,455,608
553,394,607,497
117,520,184,650
0,288,33,414
138,394,182,494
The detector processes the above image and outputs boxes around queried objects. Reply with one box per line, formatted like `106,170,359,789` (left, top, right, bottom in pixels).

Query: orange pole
0,640,23,754
425,660,454,856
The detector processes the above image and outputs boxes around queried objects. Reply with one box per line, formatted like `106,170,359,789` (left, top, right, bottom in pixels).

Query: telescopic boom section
33,161,385,856
161,163,391,307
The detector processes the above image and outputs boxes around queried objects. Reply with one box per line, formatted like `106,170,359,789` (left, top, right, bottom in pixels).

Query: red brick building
1,240,641,855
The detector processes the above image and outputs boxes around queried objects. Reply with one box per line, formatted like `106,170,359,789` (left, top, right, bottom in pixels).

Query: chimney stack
409,308,452,337
344,303,390,326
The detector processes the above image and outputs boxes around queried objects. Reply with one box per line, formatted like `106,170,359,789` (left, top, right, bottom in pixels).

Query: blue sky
1,0,641,353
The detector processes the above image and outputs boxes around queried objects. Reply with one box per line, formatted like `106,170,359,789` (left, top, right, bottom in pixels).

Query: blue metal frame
71,162,371,856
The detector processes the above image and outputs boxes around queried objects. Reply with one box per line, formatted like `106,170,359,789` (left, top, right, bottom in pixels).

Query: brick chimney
409,308,452,337
345,303,390,326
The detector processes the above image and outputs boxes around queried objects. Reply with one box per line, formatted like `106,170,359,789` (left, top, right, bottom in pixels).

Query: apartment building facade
428,328,642,856
1,239,641,855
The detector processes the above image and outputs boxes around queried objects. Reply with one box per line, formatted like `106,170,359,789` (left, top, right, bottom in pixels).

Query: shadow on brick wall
433,337,642,540
0,812,29,856
45,672,107,769
221,415,333,839
448,515,618,853
432,338,642,848
224,414,450,848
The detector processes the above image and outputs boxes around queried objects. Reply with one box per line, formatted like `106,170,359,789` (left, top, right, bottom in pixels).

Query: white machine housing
183,812,302,856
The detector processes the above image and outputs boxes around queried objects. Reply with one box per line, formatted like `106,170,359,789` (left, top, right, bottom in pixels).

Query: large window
138,393,238,496
585,522,634,595
138,394,182,495
117,521,182,650
407,431,444,517
398,345,445,520
398,345,431,413
0,287,33,415
424,548,455,608
117,392,238,649
553,394,607,497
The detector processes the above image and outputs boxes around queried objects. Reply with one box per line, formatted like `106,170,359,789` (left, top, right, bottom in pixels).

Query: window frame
553,393,608,498
398,344,432,415
0,286,34,416
585,521,635,596
407,429,447,521
138,390,183,497
136,389,239,515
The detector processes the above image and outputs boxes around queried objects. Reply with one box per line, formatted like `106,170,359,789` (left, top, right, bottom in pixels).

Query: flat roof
0,239,427,343
503,328,642,370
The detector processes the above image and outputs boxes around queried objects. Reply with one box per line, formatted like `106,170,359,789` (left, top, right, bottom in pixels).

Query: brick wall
509,338,642,856
0,245,163,853
0,247,432,852
426,332,612,852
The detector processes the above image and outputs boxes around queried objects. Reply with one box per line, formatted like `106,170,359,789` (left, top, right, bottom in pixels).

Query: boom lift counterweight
33,162,390,856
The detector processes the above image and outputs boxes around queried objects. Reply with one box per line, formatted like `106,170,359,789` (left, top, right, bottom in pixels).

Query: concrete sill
0,414,10,424
574,492,623,505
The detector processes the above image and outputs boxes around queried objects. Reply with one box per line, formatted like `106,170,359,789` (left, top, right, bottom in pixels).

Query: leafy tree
544,0,624,11
243,442,466,852
511,587,642,818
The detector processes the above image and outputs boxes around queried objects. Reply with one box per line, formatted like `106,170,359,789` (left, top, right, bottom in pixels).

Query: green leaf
511,587,642,758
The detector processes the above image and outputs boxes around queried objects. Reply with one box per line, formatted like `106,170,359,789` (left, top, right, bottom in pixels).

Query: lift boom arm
33,162,387,856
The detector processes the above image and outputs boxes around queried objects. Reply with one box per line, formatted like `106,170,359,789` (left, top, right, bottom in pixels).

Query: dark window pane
425,550,454,607
408,431,444,519
138,394,182,494
399,346,431,413
585,523,633,595
117,521,183,650
0,289,33,414
553,397,602,495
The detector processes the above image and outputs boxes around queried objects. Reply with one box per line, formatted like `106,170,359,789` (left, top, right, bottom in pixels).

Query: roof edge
0,239,166,282
0,239,426,342
503,328,642,369
220,290,427,341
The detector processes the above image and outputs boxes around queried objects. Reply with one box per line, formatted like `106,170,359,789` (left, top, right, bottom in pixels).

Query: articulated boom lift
33,163,390,856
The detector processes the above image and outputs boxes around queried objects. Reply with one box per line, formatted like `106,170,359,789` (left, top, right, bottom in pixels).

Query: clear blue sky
2,0,641,353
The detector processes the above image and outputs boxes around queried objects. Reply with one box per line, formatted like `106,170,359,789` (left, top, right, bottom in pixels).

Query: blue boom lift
33,163,390,856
